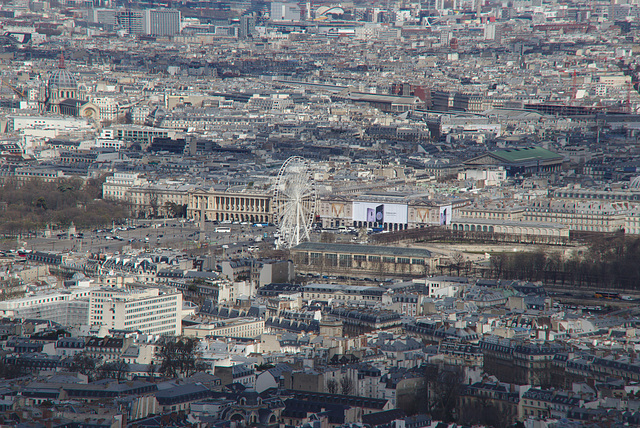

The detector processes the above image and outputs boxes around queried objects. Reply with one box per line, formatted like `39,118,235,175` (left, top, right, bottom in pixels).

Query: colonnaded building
185,188,463,230
187,187,273,224
103,172,464,229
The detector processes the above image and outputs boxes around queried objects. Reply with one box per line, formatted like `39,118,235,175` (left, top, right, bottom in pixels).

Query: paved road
16,219,277,257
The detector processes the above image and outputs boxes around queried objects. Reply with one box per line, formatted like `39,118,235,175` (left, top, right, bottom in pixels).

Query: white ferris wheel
273,156,317,249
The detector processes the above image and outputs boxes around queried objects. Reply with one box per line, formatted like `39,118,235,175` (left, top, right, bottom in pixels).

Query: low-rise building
291,242,435,278
302,283,385,304
183,318,265,339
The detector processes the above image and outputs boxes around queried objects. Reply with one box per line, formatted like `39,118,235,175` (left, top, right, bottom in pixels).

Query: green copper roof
491,147,563,163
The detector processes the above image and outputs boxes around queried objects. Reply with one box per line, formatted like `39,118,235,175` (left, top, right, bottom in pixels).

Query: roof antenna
58,52,65,69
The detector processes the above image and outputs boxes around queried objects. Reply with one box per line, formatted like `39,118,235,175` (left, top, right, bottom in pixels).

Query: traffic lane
23,223,274,253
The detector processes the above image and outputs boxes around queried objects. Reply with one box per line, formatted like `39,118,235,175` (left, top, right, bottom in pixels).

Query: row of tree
0,177,129,234
67,337,206,382
69,353,137,381
490,234,640,289
326,376,355,395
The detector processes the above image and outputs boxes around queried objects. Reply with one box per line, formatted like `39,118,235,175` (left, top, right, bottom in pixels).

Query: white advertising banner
439,205,452,225
352,202,408,224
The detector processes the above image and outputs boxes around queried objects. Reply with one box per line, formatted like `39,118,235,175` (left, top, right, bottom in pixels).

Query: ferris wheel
273,156,317,249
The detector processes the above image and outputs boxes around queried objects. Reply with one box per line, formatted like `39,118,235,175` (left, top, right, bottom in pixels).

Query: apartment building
84,336,131,362
523,199,627,233
102,172,147,201
144,8,181,36
301,284,385,303
89,287,182,335
458,204,526,221
0,287,94,327
183,318,265,339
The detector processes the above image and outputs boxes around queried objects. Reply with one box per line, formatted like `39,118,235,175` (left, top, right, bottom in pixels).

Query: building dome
631,176,640,189
48,69,77,90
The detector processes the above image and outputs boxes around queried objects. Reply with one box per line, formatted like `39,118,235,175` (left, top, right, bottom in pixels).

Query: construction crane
0,78,25,98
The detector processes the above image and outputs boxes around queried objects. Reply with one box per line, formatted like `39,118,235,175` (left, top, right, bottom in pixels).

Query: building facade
318,195,468,230
183,318,264,339
102,172,147,201
89,287,182,335
144,9,181,36
291,242,435,277
187,188,273,224
0,287,94,328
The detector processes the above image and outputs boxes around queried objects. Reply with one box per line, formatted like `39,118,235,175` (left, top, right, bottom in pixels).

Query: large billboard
439,205,452,225
353,202,408,224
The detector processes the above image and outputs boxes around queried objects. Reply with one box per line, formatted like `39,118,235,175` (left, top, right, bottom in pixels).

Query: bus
215,227,231,233
594,291,620,299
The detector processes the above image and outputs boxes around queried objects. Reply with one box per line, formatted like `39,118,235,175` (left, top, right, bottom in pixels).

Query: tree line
491,234,640,289
0,177,129,234
64,336,207,382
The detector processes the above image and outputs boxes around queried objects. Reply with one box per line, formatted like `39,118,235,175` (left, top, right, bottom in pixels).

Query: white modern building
93,8,117,26
144,8,181,36
95,138,124,151
89,287,182,335
270,2,301,21
8,115,93,132
0,287,94,327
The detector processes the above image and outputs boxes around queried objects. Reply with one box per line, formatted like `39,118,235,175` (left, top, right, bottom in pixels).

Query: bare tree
148,191,159,218
326,378,339,394
97,360,129,381
69,353,98,381
424,364,463,423
148,362,157,381
158,337,207,378
340,376,354,395
450,251,464,276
